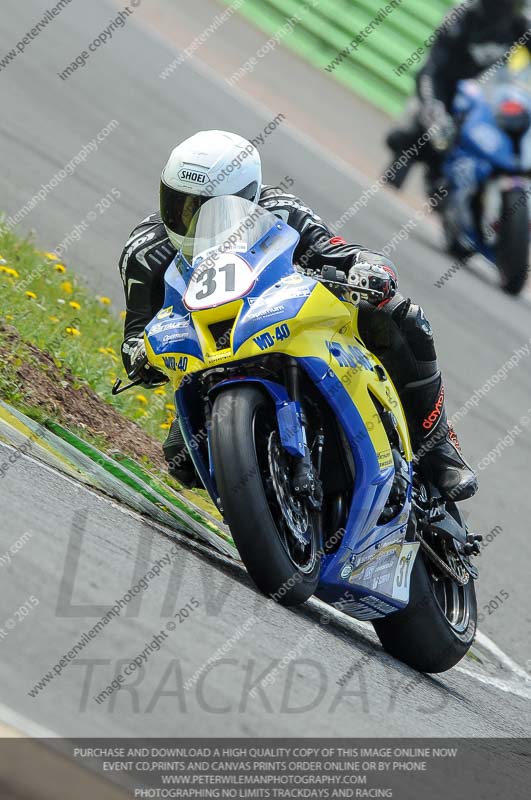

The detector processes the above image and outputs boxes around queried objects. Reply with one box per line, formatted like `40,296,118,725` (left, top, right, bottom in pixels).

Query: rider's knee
397,303,436,364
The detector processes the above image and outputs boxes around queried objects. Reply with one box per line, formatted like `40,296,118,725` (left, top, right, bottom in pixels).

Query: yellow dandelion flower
165,403,175,411
104,346,116,354
135,394,148,405
25,291,37,300
97,348,118,362
65,326,81,337
160,422,171,430
69,300,81,310
44,252,59,261
49,315,60,323
154,387,166,396
5,314,14,321
0,265,19,278
98,296,112,305
60,280,73,295
119,310,127,320
54,263,66,273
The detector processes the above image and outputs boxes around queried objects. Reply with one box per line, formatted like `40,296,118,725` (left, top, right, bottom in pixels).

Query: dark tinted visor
160,180,259,239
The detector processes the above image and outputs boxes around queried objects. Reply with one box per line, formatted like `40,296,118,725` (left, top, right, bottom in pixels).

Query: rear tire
210,386,321,606
373,538,477,673
496,188,529,295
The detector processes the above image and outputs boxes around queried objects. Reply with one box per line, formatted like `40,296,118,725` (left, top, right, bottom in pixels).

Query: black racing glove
419,99,456,152
347,250,398,305
121,336,168,388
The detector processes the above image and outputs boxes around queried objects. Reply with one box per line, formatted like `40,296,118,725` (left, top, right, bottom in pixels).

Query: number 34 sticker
184,253,255,310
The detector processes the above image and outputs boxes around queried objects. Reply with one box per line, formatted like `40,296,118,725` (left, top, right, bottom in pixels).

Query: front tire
373,539,477,673
210,386,321,606
496,188,529,295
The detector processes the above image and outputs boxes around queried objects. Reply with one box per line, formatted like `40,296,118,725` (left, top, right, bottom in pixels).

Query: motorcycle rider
119,130,478,502
387,0,531,199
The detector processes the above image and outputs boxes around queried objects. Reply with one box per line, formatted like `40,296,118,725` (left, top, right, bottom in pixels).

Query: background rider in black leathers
387,0,531,193
119,148,478,503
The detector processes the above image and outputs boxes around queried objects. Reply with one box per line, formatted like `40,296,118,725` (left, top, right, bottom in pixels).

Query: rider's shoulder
260,185,304,206
126,212,167,242
120,212,175,271
259,185,326,225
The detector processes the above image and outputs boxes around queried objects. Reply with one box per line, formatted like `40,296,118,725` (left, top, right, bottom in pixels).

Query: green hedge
223,0,457,115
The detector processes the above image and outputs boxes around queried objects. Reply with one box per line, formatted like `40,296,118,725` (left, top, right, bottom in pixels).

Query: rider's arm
416,7,469,110
118,214,175,380
259,187,397,306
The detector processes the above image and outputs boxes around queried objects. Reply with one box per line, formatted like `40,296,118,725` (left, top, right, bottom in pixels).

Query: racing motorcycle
387,66,531,295
114,196,481,673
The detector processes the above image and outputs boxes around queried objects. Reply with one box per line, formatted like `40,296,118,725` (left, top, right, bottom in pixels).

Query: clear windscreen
180,196,281,269
481,63,531,103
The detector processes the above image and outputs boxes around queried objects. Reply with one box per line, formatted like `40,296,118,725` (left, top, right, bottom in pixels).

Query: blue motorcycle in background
442,67,531,294
386,65,531,295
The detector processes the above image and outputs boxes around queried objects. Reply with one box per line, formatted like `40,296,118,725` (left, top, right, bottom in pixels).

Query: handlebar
111,354,167,395
310,265,386,303
311,266,348,298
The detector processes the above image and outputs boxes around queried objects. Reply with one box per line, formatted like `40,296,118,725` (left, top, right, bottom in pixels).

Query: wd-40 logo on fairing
253,324,291,351
163,356,188,372
178,169,208,185
326,340,374,372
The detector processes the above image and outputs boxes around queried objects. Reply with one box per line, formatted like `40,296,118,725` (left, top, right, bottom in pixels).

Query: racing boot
402,373,478,502
163,418,201,489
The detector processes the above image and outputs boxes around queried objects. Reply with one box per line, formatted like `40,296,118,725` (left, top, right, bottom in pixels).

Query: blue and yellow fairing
145,216,416,616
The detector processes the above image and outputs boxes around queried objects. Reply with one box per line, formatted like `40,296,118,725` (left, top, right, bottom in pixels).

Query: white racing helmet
160,130,262,249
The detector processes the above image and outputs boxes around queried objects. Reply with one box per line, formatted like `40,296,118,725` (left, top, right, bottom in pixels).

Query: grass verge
0,221,220,518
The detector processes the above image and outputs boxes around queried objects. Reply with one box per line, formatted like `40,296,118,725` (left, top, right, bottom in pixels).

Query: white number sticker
183,253,255,310
392,542,420,602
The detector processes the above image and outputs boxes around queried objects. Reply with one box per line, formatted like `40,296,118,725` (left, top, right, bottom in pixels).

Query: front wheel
373,530,477,673
210,386,321,606
496,187,529,295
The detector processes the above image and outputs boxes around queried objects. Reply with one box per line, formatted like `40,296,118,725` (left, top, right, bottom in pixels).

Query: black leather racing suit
119,185,477,500
417,3,531,111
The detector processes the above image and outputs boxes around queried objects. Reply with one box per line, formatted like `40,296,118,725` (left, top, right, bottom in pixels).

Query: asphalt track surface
0,0,530,738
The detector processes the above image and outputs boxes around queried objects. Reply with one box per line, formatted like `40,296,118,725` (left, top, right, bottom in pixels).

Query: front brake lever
112,354,148,396
112,377,144,396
